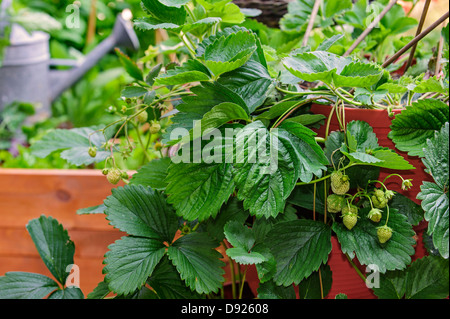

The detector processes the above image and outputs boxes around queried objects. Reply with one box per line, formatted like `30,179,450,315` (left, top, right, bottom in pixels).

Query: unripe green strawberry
330,171,350,195
374,189,385,201
327,194,346,213
368,208,383,223
101,168,109,175
372,194,388,209
150,122,161,134
120,171,129,180
107,169,121,185
154,141,162,151
342,204,358,215
342,213,358,230
136,110,148,123
88,146,97,158
377,225,393,244
384,190,395,201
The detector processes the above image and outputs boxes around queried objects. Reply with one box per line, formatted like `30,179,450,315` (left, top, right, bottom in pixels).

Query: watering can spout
49,12,139,102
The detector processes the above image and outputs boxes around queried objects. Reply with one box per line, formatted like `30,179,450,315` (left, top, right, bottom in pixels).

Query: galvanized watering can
0,11,139,117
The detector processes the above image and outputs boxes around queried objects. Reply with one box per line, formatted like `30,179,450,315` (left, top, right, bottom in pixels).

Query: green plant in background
0,0,448,300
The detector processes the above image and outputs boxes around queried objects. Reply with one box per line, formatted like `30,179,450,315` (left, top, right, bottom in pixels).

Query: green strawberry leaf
133,17,181,32
141,0,186,25
103,236,166,295
333,207,416,273
165,161,235,221
146,256,203,299
298,265,333,299
257,280,297,299
167,232,225,294
388,99,449,157
266,219,332,286
404,256,449,299
154,60,211,86
233,121,327,218
129,157,171,190
418,182,449,259
417,123,449,258
203,30,257,77
0,272,59,299
217,60,274,113
30,126,112,166
372,269,406,299
115,48,143,81
158,0,190,7
26,216,75,285
104,185,178,242
282,51,382,88
346,120,379,152
224,221,268,265
421,122,449,189
48,287,84,299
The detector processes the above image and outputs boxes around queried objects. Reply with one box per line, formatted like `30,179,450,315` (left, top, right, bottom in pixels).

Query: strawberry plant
0,0,448,300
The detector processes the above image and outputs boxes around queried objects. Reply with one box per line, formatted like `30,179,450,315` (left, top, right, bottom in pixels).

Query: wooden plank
0,227,124,258
0,169,125,230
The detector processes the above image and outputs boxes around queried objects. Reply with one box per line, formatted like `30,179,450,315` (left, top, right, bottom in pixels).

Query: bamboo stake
435,29,445,76
344,0,398,56
302,0,322,47
382,11,449,68
405,0,432,72
86,0,97,46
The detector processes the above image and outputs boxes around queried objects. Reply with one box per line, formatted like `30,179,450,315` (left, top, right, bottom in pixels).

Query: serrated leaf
233,121,328,218
217,60,273,113
224,221,268,265
0,272,59,299
404,256,449,299
165,161,235,221
421,122,449,189
167,233,225,294
115,48,143,81
388,99,449,157
324,0,352,18
185,102,250,142
389,193,424,226
417,182,449,259
26,216,75,285
332,61,383,88
158,0,190,7
30,126,111,166
141,0,186,25
147,256,203,299
413,76,446,93
121,86,148,98
333,208,416,273
182,17,222,33
298,265,332,299
266,220,331,286
129,157,171,190
346,120,379,152
48,287,84,299
154,59,211,86
103,236,166,295
104,185,178,242
283,51,382,87
133,17,181,31
257,280,297,299
317,34,344,51
372,269,406,299
204,30,257,76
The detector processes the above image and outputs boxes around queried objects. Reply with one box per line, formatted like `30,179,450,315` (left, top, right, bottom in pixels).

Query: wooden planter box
0,169,125,295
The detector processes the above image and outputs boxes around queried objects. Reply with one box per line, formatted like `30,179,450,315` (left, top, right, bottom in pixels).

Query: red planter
309,103,433,204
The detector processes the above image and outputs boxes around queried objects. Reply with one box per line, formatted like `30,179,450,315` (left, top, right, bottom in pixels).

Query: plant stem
132,122,152,161
345,253,367,283
331,86,363,107
405,0,432,72
238,266,248,299
302,0,322,47
382,11,450,68
344,0,398,56
275,86,332,96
